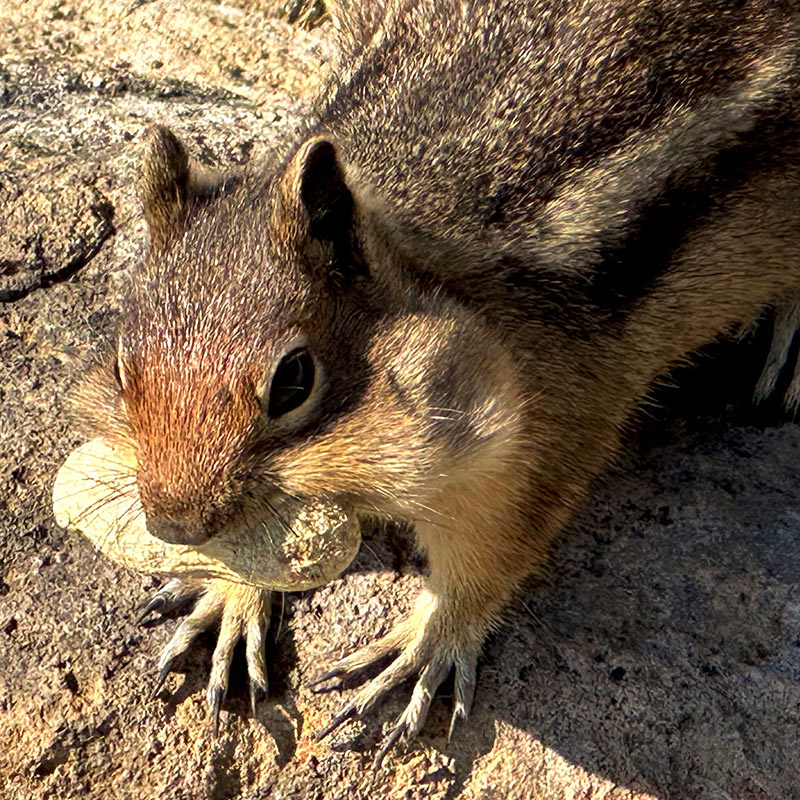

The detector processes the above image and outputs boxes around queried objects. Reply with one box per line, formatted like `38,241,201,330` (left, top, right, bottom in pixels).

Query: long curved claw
137,578,200,624
249,677,268,717
137,594,167,624
152,657,176,699
246,614,269,715
313,701,358,741
309,666,345,690
449,650,478,740
209,685,225,736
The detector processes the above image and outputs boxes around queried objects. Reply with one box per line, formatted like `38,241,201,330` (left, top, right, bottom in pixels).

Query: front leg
313,478,559,761
313,585,490,758
307,307,605,760
140,577,271,731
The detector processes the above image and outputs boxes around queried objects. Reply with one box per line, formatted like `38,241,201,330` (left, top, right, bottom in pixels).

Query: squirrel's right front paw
138,577,271,732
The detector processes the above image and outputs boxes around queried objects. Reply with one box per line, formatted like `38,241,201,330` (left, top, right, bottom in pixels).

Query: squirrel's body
76,0,800,747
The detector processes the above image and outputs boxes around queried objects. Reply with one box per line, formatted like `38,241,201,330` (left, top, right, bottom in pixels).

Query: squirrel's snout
145,515,215,546
137,466,225,547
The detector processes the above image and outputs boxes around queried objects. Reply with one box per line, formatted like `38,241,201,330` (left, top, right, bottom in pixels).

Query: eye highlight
114,338,129,392
267,348,316,419
113,357,123,389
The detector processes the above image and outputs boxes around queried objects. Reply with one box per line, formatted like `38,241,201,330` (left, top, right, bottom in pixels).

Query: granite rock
1,3,798,799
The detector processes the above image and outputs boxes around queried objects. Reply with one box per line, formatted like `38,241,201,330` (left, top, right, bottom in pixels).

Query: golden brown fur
74,0,800,750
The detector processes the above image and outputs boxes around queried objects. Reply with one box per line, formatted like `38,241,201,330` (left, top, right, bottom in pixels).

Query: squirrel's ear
279,137,367,279
140,125,238,252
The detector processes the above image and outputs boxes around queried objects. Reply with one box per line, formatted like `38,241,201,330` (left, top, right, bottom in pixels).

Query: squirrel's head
76,126,523,547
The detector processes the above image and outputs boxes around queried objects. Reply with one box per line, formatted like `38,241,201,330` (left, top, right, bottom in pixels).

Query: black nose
145,516,213,546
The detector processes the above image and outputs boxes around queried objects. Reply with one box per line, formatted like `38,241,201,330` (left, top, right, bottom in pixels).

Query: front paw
139,577,271,731
311,590,483,764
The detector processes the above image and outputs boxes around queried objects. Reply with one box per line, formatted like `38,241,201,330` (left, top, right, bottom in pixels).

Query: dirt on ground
1,3,799,799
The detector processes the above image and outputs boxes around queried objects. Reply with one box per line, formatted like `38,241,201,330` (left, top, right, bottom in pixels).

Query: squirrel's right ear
140,125,238,252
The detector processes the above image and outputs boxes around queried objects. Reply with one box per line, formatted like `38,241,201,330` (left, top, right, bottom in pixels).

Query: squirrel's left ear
277,137,368,280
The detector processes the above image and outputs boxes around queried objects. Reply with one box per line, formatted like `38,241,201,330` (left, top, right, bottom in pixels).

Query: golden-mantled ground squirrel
72,0,800,758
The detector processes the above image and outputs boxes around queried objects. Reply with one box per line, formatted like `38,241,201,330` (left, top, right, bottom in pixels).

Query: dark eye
267,348,316,418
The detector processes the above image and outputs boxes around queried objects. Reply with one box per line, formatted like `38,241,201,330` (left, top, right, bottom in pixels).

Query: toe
204,585,271,728
205,604,243,728
372,646,476,765
372,653,452,770
151,588,225,695
347,655,417,721
315,645,425,740
397,651,452,741
449,649,477,740
310,620,412,689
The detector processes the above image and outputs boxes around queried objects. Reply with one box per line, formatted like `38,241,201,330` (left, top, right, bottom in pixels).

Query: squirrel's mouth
53,436,362,591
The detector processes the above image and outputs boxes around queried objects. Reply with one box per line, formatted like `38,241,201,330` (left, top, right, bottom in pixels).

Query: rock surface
1,3,798,799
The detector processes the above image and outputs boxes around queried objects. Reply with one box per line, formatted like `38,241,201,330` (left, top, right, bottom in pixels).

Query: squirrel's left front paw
311,591,483,765
139,577,271,731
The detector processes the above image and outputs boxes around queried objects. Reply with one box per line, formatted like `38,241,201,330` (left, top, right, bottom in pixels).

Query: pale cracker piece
53,437,360,590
